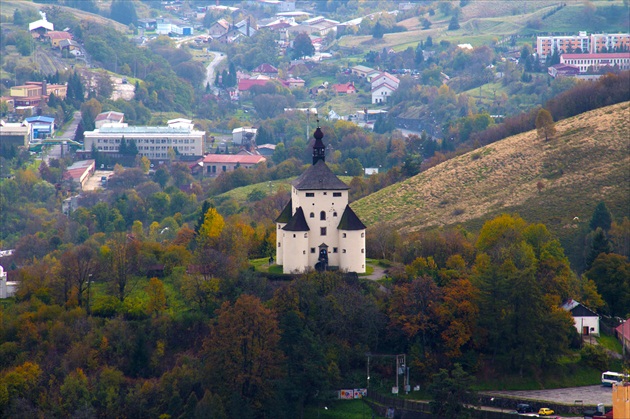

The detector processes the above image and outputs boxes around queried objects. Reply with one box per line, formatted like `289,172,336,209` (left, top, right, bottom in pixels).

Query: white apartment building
83,119,205,159
560,52,630,72
537,31,630,60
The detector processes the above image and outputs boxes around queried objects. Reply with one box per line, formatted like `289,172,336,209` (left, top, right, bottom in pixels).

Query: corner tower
275,120,366,274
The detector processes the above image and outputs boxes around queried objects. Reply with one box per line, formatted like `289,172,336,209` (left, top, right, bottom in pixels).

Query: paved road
483,384,612,406
204,51,226,95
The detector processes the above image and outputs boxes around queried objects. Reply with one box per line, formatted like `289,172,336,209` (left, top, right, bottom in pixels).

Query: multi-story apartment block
83,119,205,160
537,32,630,60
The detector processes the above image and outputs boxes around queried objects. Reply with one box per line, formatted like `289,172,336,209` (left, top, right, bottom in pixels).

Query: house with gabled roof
275,122,366,273
351,65,375,78
95,111,124,129
253,63,279,76
208,18,230,38
371,72,400,90
332,82,357,94
371,82,397,104
45,31,72,48
561,299,600,337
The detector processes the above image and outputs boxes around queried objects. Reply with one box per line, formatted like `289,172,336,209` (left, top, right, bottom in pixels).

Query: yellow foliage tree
197,208,224,248
146,277,167,316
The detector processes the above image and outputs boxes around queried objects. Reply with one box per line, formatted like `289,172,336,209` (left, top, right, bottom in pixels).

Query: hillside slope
353,102,630,238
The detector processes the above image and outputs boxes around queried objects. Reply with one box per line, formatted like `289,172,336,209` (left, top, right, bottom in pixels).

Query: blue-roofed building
25,115,56,141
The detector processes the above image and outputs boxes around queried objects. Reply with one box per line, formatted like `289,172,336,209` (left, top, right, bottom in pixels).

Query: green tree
590,201,613,232
535,108,556,141
448,15,460,30
291,32,315,59
80,98,102,132
586,253,630,316
428,364,475,418
110,0,137,25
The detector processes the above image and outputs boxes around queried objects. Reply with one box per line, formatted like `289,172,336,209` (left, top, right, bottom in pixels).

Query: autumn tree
59,244,98,308
535,108,556,141
196,207,224,249
203,295,285,413
102,233,139,302
146,277,166,316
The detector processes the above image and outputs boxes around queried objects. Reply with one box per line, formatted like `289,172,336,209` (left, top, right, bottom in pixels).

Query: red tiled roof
253,63,278,73
371,82,397,93
332,82,356,93
562,52,630,59
201,154,266,164
238,78,275,91
46,31,72,40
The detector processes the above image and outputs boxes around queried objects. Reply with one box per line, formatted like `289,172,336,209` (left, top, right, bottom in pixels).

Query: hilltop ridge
353,102,630,237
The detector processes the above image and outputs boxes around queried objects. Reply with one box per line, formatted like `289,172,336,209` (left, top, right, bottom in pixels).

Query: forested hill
353,101,630,240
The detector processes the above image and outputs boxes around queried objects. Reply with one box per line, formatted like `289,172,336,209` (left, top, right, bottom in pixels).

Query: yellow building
613,382,630,419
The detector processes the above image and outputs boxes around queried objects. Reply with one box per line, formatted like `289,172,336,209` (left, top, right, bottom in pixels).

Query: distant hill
353,102,630,249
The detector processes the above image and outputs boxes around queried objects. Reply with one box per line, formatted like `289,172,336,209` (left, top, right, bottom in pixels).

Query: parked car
516,404,534,413
538,407,554,416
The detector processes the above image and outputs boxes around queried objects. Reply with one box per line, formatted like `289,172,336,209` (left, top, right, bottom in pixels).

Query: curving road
204,51,227,95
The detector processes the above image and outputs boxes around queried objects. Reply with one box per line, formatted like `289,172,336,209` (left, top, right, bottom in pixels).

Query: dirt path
204,51,226,94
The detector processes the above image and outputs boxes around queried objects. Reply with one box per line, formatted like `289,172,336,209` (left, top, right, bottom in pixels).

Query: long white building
275,124,366,274
83,118,205,159
537,31,630,60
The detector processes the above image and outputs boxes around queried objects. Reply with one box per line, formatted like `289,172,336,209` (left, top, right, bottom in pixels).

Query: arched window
320,211,326,220
310,212,314,218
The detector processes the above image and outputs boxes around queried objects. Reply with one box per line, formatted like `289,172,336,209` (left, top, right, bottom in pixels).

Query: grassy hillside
353,101,630,245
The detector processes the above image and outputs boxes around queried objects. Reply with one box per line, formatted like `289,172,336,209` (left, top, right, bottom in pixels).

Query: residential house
59,39,81,54
25,115,56,140
282,77,305,89
195,154,266,177
561,299,600,337
253,63,279,76
371,83,397,104
371,72,400,90
95,111,125,129
208,18,231,38
45,31,72,49
331,82,357,95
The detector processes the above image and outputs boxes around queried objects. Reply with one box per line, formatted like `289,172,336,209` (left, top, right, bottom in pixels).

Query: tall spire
312,118,325,165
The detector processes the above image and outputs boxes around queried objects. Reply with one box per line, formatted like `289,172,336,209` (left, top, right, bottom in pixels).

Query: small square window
320,227,327,236
278,242,281,247
304,233,308,238
310,212,315,218
361,248,365,253
342,233,347,238
303,250,306,254
293,234,296,238
306,192,315,197
361,232,365,238
333,212,338,217
333,192,342,197
342,249,346,253
333,247,338,253
311,248,316,253
323,192,327,195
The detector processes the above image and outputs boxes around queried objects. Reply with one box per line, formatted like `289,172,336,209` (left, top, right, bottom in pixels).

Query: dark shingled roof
292,160,349,191
282,207,310,231
337,205,366,230
275,199,292,223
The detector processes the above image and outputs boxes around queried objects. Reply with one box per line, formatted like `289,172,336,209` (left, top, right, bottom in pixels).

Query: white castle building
275,124,366,274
